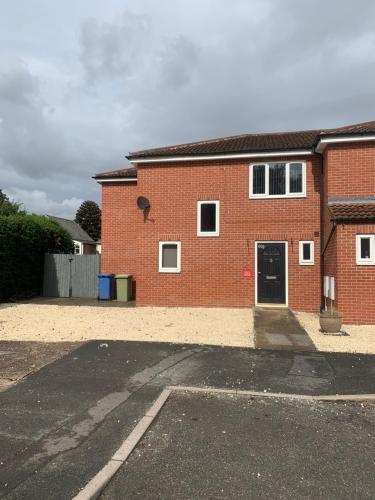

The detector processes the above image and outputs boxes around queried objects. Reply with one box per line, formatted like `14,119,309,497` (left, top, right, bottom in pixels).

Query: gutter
315,133,375,153
93,177,137,183
127,149,313,164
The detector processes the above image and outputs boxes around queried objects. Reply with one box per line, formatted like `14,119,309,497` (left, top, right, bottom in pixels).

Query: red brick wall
336,223,375,324
323,142,375,323
101,155,322,311
325,142,375,197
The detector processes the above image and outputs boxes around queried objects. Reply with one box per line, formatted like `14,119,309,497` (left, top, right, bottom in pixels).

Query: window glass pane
303,243,311,261
200,203,216,232
162,244,177,268
289,163,303,193
269,163,286,195
253,165,265,194
361,238,371,259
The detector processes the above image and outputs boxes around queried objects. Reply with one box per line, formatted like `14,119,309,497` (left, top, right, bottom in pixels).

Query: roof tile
329,203,375,221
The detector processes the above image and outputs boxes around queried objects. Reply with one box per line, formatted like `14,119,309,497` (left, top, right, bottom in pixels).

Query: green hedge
0,215,74,301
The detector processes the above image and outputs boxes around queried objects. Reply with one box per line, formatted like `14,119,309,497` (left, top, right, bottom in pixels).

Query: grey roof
48,216,95,243
125,120,375,161
94,166,137,179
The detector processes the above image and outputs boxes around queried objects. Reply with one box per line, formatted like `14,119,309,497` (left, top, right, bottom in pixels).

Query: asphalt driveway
1,340,375,498
101,391,375,499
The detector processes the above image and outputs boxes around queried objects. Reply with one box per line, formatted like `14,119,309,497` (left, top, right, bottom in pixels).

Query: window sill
299,262,314,266
159,269,181,273
197,233,220,237
249,194,306,200
356,261,375,266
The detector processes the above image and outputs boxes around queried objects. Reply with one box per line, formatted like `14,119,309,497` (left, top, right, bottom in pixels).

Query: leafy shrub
0,214,74,301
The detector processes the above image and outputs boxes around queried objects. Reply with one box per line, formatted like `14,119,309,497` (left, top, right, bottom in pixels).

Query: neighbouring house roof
329,198,375,221
48,216,95,243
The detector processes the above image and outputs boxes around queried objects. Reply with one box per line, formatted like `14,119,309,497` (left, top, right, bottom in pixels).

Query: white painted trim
249,161,306,199
255,241,288,306
356,234,375,265
129,150,313,164
159,241,181,273
95,177,137,183
316,135,375,153
299,240,314,265
197,200,220,237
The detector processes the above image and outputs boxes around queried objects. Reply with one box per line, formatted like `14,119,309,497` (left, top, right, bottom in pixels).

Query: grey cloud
0,61,69,178
80,12,151,81
0,0,375,217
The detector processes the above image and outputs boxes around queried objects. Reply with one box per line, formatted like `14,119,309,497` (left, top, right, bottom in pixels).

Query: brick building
95,121,375,324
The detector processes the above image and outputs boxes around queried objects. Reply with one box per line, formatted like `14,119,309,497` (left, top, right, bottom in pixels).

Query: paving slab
101,391,375,500
254,307,316,351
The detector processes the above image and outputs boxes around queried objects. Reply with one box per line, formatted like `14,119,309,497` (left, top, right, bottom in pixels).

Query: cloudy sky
1,0,374,218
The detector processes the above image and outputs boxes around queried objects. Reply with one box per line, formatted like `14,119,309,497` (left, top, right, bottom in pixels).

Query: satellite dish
137,196,150,210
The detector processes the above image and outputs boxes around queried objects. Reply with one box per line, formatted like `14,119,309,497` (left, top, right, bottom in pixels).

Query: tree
0,214,74,301
0,189,25,216
75,200,101,241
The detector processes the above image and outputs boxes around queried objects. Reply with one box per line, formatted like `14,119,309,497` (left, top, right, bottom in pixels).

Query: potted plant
319,302,342,333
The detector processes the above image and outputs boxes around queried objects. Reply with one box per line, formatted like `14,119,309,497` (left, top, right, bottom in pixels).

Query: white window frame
356,235,375,265
197,200,220,237
299,240,314,265
73,240,82,255
158,241,181,273
249,161,306,199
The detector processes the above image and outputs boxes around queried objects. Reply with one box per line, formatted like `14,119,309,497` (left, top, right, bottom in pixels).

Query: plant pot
319,310,342,333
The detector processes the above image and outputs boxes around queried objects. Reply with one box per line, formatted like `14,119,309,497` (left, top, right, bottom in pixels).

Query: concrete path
1,340,375,498
254,307,316,351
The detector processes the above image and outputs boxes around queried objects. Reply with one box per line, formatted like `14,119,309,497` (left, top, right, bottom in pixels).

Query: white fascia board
315,135,375,153
129,150,313,164
95,177,137,183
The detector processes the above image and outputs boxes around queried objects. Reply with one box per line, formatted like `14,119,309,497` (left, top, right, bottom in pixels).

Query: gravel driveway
0,303,254,348
1,302,374,353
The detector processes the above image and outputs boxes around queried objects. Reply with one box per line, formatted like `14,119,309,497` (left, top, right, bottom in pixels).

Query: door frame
255,241,288,306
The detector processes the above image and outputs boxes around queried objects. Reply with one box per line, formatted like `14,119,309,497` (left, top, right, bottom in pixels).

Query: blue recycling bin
98,273,114,300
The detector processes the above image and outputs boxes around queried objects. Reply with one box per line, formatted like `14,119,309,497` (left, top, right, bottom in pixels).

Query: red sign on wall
242,269,252,278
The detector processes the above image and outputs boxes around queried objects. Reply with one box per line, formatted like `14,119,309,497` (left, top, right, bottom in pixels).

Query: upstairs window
250,162,305,198
159,241,181,273
356,235,375,265
197,201,220,236
299,241,314,265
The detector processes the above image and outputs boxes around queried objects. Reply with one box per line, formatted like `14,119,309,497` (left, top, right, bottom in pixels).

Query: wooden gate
42,254,100,298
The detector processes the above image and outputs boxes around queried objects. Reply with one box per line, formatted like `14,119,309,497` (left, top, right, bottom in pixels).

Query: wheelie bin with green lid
115,274,132,302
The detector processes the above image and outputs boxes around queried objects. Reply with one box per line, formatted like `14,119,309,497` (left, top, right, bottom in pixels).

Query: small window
299,241,314,265
197,201,220,237
159,241,181,273
356,235,375,265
